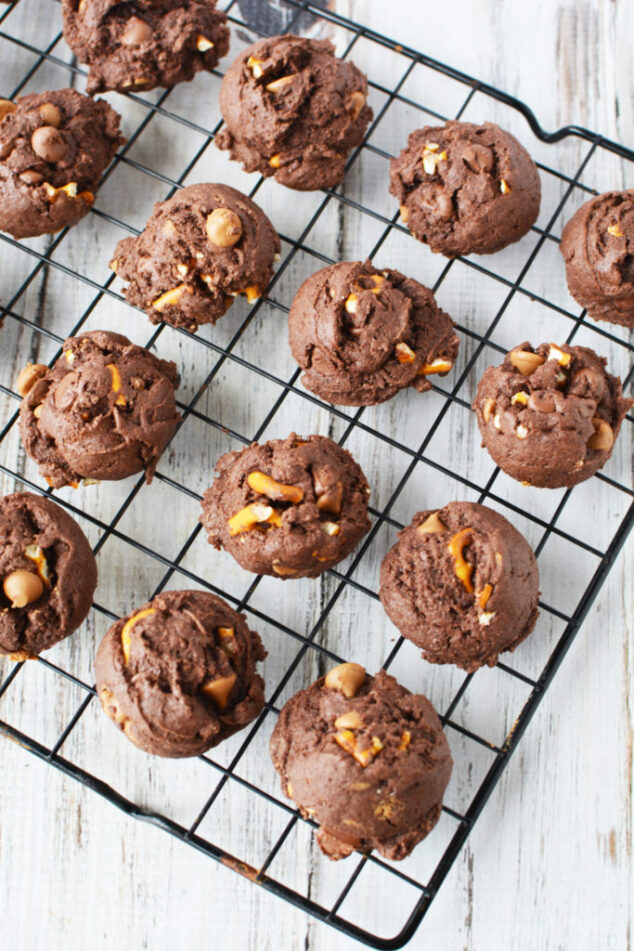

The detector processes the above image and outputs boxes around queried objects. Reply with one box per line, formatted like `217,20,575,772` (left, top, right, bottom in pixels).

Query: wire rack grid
0,1,632,947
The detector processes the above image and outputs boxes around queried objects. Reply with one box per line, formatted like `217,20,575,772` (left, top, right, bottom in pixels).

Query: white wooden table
1,2,632,948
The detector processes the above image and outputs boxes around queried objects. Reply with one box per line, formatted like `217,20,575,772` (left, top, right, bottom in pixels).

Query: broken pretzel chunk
325,662,366,699
321,521,340,537
314,477,343,516
335,729,383,767
477,583,493,610
120,608,156,664
418,357,453,376
447,528,476,594
244,285,261,303
228,502,282,536
607,224,623,237
265,75,295,93
106,364,127,407
344,293,358,314
201,671,236,709
395,342,416,364
0,99,16,121
547,344,571,368
399,204,409,223
479,611,496,626
42,182,94,204
398,730,411,752
422,142,448,175
269,153,282,169
206,207,242,248
515,424,529,439
482,397,496,423
152,284,194,312
509,348,544,377
16,363,48,398
587,417,614,452
511,391,528,406
24,544,51,586
416,511,447,535
246,470,303,503
196,36,215,53
99,687,127,727
334,710,362,730
2,569,44,609
217,626,237,654
500,179,511,195
271,562,297,576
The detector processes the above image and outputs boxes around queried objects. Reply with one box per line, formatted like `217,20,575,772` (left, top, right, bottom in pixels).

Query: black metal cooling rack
0,1,632,947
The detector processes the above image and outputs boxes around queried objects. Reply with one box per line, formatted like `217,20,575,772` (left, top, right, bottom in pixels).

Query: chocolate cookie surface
389,120,541,257
18,330,180,488
0,492,97,658
560,190,634,328
200,434,371,579
270,663,452,861
473,342,632,488
112,182,280,332
288,260,459,406
216,34,372,191
379,502,539,672
61,0,229,94
95,590,266,757
0,89,123,239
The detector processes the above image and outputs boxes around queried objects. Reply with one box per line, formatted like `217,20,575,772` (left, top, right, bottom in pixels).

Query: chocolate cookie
389,120,541,257
61,0,230,95
0,89,123,239
111,183,280,332
95,590,266,757
473,342,632,488
270,662,452,861
18,330,180,489
215,34,372,191
560,190,634,328
200,434,371,579
379,502,539,672
0,492,97,659
288,260,459,406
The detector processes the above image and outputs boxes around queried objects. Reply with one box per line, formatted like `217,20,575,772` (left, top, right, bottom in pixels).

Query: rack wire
0,1,632,947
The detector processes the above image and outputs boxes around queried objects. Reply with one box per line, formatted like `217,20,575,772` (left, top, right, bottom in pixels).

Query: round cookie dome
200,434,371,579
389,120,541,257
560,190,634,328
61,0,230,95
288,260,459,406
95,590,266,758
473,341,632,488
18,330,180,488
216,34,373,191
270,663,453,861
0,88,123,239
379,502,540,672
0,492,97,658
111,183,280,332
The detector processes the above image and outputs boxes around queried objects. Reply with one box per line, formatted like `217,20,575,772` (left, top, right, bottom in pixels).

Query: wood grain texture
0,1,632,949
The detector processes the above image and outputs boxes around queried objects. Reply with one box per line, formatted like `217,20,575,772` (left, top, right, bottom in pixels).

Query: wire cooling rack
0,1,632,947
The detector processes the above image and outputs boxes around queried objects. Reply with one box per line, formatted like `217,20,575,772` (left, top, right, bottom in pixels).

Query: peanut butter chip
31,126,67,163
39,103,61,128
588,417,614,451
3,569,44,609
205,207,243,248
509,348,545,376
325,662,366,699
462,143,494,174
16,363,48,398
121,16,153,46
348,91,366,121
19,169,44,185
416,511,447,534
0,99,16,121
334,711,362,730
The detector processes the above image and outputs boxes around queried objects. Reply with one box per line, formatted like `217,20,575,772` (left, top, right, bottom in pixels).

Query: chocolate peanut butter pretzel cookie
389,120,541,257
200,434,371,579
0,492,97,658
288,260,459,406
216,34,372,191
111,183,280,332
560,190,634,328
473,342,632,488
18,330,180,488
95,590,266,757
0,89,123,238
379,502,540,673
61,0,229,95
271,663,453,861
